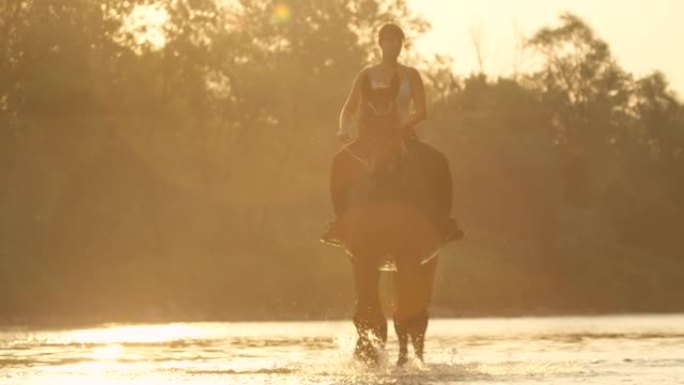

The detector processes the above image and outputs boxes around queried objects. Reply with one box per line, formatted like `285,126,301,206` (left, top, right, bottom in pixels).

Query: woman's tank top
358,68,412,140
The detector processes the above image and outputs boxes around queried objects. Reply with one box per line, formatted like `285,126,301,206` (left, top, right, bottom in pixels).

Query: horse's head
358,72,408,171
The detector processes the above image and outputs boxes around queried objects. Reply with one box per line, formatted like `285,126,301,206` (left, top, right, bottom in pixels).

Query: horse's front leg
394,317,410,366
351,254,387,365
393,257,438,366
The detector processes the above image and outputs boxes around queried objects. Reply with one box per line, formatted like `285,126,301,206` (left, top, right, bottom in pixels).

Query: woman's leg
351,254,387,364
405,139,463,242
330,145,356,219
323,141,370,246
393,256,438,365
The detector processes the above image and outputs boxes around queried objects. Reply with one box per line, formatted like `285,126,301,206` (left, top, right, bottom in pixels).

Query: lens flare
272,3,292,25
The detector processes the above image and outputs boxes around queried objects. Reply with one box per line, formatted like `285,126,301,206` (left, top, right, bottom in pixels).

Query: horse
322,70,463,366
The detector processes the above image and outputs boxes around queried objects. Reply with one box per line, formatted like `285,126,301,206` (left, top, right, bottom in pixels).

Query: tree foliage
1,6,682,323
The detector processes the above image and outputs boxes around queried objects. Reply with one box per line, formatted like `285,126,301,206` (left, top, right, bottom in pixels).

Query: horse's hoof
354,350,380,367
354,340,381,366
396,353,409,367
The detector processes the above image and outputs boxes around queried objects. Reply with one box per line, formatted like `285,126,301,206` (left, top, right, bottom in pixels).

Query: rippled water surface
1,315,683,384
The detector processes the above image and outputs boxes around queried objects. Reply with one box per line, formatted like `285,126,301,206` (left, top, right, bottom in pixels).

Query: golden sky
406,0,684,97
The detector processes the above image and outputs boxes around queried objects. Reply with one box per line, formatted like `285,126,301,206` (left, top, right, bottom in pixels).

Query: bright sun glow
92,344,124,361
115,0,684,94
405,0,684,95
123,4,169,50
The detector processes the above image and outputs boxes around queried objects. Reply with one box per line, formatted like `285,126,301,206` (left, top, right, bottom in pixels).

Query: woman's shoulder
359,64,379,76
398,64,420,77
353,65,375,82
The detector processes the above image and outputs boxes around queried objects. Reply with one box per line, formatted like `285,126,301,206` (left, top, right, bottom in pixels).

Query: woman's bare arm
337,70,365,142
401,67,427,134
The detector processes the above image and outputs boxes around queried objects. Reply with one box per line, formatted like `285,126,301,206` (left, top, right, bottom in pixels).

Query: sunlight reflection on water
1,315,683,384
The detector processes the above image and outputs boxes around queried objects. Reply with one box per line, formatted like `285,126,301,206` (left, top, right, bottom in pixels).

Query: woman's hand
338,69,366,142
336,130,352,143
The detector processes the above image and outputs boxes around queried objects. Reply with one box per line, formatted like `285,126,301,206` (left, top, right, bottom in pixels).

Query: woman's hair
378,23,405,43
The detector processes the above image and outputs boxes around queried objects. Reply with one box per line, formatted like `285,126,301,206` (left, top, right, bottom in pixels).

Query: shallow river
1,314,683,384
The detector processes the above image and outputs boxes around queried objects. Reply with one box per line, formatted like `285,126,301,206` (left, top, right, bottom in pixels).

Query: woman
323,23,462,366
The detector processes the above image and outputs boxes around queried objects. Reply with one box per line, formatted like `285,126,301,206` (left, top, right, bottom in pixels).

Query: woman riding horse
322,23,463,366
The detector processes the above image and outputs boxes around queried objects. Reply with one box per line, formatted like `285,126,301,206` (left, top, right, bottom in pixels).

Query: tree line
1,1,682,324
